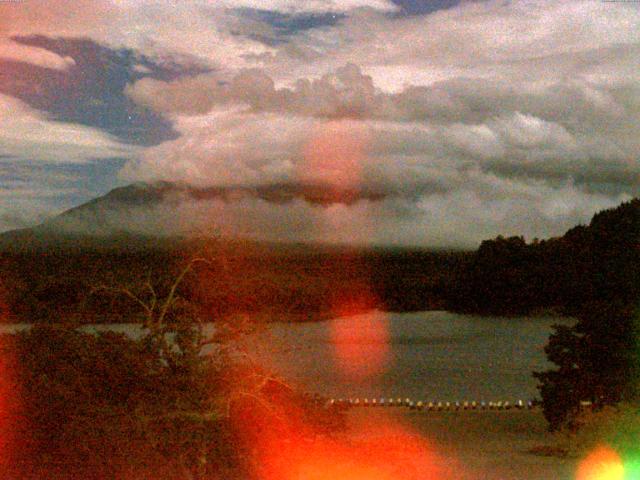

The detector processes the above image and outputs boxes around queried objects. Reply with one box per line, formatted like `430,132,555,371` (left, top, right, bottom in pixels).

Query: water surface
245,310,572,402
1,311,572,402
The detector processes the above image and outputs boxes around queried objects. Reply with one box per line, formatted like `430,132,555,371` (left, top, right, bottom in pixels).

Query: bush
534,302,640,431
0,323,237,479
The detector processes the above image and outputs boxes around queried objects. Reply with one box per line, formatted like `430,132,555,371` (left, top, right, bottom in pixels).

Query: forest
0,233,469,324
449,198,640,317
4,197,640,323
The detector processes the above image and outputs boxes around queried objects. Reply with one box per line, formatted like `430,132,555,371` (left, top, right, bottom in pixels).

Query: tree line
448,199,640,317
447,198,640,430
0,236,467,323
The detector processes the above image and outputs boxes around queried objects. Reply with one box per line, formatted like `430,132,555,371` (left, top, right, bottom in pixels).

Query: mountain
0,181,391,249
0,182,467,322
5,183,639,321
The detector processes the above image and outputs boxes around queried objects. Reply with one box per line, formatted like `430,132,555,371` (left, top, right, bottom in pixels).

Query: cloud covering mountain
0,0,638,246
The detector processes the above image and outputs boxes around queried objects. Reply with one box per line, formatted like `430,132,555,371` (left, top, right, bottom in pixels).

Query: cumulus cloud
123,61,640,192
126,62,637,132
125,63,379,118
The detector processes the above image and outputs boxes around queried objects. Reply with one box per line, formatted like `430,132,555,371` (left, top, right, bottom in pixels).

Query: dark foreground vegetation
444,198,640,431
449,199,640,317
0,233,468,323
3,195,640,451
0,270,347,479
456,198,640,431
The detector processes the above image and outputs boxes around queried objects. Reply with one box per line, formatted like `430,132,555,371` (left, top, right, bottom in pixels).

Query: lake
242,310,573,403
1,311,572,403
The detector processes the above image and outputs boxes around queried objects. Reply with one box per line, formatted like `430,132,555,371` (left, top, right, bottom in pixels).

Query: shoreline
0,307,571,326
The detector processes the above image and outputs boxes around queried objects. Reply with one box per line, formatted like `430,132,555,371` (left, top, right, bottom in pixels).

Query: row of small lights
325,398,536,410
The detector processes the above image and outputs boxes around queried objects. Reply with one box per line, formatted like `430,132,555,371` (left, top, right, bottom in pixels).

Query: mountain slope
4,181,389,240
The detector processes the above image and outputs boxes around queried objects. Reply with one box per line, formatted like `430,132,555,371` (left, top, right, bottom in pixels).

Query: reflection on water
0,311,572,402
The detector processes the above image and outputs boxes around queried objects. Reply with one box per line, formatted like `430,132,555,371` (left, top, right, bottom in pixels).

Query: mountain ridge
1,181,391,241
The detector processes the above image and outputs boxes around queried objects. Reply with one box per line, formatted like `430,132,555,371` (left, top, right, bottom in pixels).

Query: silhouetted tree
534,301,640,430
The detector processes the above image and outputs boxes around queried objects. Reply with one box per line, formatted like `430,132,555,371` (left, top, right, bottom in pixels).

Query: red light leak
226,118,453,479
0,282,18,472
330,308,390,380
300,121,370,191
255,415,457,480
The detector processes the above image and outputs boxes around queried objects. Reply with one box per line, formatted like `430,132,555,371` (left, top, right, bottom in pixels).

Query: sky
0,0,639,248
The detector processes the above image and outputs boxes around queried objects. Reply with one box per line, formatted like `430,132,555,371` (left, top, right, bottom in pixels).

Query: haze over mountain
2,178,629,249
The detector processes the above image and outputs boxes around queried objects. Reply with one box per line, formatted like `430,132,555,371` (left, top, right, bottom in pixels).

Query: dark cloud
483,161,640,198
235,8,345,45
37,179,627,248
389,0,461,17
65,181,390,207
0,36,211,146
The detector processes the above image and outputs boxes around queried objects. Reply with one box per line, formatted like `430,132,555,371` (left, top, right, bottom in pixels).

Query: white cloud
0,39,76,70
120,110,318,186
260,0,640,90
217,0,398,13
0,94,136,163
3,1,639,90
0,1,270,71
